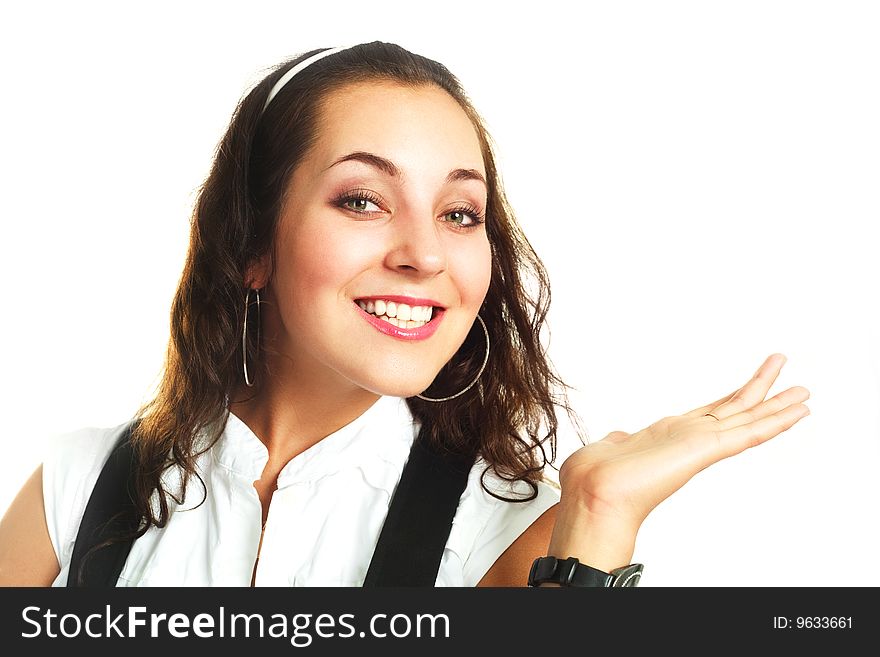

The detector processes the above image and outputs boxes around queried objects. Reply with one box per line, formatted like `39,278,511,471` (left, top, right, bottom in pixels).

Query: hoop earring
417,314,490,402
242,288,262,387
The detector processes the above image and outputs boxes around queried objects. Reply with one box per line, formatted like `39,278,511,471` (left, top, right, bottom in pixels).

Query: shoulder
41,422,130,578
0,465,58,585
445,458,561,586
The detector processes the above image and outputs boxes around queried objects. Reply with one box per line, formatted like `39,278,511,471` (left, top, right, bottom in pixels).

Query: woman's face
258,80,492,399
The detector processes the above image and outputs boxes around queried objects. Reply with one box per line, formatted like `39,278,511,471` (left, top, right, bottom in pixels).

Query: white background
1,1,877,586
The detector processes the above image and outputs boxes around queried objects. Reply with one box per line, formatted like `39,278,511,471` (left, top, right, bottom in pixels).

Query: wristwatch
527,556,644,587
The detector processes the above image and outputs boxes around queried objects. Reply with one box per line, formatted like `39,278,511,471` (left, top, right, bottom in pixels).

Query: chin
341,352,448,400
348,368,438,400
359,380,432,399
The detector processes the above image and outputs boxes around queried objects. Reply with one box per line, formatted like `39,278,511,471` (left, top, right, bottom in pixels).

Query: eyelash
333,188,486,229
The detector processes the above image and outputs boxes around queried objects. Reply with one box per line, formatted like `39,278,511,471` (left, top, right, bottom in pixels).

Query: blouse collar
214,395,417,486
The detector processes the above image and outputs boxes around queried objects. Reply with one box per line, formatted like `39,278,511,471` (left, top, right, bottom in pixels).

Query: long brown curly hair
128,41,577,542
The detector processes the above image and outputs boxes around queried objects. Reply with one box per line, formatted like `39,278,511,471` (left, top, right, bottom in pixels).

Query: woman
0,41,809,586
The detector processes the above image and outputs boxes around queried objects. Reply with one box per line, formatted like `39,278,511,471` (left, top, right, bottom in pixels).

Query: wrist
528,556,644,588
546,493,640,574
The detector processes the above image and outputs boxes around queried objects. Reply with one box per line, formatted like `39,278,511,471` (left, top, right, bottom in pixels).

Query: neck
229,361,381,467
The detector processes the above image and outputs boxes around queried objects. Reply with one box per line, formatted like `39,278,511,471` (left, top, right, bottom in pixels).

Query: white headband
262,45,352,112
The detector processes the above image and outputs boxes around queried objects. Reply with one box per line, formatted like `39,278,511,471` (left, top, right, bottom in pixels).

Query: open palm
558,353,810,528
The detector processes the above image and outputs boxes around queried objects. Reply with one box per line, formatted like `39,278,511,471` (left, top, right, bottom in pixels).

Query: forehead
308,80,486,178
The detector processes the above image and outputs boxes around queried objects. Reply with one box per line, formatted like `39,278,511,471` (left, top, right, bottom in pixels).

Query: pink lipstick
353,296,445,341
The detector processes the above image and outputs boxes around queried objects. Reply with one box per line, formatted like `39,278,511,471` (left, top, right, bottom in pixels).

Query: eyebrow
325,151,487,189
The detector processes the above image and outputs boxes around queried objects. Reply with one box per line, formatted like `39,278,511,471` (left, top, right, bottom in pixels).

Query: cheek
275,222,377,310
451,236,492,308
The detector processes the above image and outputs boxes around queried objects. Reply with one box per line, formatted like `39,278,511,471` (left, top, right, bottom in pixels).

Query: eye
446,210,474,226
443,206,485,229
334,188,386,215
342,196,381,213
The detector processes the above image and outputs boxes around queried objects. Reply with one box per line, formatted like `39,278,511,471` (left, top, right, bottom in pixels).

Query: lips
354,296,445,340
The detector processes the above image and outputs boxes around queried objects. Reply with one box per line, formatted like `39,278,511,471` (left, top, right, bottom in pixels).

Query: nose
383,212,447,277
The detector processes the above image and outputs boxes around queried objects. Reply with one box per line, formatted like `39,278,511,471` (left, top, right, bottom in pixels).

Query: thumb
604,430,630,443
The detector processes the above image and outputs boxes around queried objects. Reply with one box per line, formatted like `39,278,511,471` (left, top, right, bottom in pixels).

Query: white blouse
43,395,560,586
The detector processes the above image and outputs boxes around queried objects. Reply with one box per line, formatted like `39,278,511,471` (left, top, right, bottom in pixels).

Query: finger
684,388,739,418
717,402,810,458
710,353,787,420
717,386,810,430
683,353,786,418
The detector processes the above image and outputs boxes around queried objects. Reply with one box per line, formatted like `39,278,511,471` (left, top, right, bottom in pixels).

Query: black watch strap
527,556,644,587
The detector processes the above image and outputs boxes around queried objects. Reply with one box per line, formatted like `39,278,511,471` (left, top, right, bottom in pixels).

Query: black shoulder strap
362,430,475,587
68,419,475,587
66,421,142,587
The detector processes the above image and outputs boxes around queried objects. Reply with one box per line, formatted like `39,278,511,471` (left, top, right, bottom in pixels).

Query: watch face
610,563,644,587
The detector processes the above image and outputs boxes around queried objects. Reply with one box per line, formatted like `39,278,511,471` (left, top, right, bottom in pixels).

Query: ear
244,253,272,290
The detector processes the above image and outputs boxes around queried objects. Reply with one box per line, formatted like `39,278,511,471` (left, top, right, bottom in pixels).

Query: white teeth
357,299,436,327
372,314,427,329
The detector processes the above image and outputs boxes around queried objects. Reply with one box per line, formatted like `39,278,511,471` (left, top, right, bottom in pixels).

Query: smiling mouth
355,298,438,329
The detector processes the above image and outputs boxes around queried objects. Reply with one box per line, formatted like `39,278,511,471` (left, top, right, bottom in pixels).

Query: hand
557,353,810,531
